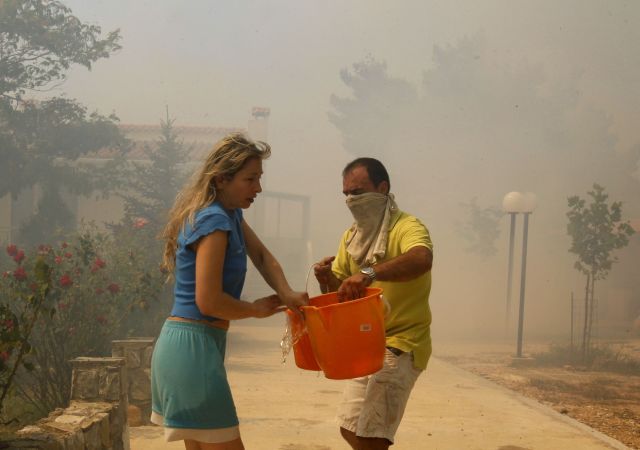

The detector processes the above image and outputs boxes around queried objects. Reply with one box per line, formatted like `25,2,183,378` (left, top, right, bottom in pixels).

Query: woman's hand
279,290,309,310
251,294,286,318
278,290,309,320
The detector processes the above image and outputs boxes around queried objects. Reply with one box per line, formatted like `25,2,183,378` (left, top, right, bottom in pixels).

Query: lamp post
502,192,537,358
502,192,522,332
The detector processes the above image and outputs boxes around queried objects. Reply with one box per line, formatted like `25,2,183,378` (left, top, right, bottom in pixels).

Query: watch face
361,267,375,278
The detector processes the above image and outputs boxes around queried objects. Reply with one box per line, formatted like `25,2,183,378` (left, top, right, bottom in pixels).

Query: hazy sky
49,0,640,337
55,1,639,141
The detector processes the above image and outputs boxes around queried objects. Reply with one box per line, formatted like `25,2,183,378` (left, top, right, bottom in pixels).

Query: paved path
130,325,630,450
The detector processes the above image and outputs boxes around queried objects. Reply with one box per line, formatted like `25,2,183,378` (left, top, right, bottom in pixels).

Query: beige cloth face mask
345,192,398,266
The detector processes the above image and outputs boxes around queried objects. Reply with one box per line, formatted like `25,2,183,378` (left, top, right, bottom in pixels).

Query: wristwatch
360,266,377,283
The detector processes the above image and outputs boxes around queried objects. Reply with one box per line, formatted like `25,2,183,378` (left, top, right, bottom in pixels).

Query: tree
0,98,125,244
0,0,121,101
328,55,420,159
0,0,124,245
107,116,189,337
456,197,503,258
117,117,189,239
567,184,635,359
329,44,640,211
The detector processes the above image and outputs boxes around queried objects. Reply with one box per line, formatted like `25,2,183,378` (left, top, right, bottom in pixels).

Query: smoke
45,0,640,340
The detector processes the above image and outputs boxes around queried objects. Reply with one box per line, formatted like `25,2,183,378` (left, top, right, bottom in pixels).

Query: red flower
13,267,27,281
29,283,38,292
91,257,106,272
59,274,73,288
58,302,69,311
54,256,63,264
107,283,120,294
95,287,104,295
64,252,72,259
96,315,108,325
6,244,17,256
13,250,25,263
3,320,14,331
61,242,68,248
37,245,51,255
133,217,149,229
0,351,9,362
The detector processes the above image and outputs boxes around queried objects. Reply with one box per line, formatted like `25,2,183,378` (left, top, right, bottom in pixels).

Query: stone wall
111,338,154,426
1,357,130,450
6,401,125,450
1,337,156,449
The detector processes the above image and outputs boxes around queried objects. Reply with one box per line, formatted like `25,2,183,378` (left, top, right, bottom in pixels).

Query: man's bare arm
373,246,432,282
337,246,432,300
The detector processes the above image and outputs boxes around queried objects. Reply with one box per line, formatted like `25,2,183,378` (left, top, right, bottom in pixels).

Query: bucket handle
381,294,391,317
304,263,324,297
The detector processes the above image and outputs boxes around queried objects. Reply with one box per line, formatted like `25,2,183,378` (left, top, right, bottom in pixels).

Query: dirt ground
436,339,640,450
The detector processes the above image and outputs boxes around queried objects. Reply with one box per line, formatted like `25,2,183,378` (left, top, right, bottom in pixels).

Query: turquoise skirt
151,320,238,430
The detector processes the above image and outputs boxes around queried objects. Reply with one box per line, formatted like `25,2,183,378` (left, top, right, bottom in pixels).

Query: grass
528,377,579,392
532,343,640,376
527,376,620,400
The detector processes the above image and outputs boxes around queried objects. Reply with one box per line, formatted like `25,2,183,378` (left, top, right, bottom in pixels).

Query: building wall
76,192,126,232
0,187,38,244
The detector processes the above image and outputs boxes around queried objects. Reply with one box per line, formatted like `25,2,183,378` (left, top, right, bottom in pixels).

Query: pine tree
119,117,189,237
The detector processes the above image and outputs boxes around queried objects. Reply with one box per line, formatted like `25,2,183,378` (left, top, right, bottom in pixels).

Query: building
0,108,311,291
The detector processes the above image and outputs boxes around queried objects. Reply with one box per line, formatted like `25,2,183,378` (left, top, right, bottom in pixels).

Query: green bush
0,222,167,421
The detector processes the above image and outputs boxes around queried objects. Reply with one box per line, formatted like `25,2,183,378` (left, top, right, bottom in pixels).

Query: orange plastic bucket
285,293,336,371
302,287,385,380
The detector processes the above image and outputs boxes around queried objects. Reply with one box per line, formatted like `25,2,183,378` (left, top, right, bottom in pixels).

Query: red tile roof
88,124,246,160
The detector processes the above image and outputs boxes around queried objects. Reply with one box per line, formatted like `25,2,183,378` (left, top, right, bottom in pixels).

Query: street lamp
502,192,537,358
502,192,523,331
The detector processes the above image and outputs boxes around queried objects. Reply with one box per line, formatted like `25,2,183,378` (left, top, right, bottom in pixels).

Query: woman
151,133,308,450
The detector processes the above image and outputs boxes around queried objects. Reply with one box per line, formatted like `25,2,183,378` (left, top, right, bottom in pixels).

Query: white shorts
336,348,423,443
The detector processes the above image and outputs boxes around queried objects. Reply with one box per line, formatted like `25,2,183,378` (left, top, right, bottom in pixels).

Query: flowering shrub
0,222,167,418
0,253,51,419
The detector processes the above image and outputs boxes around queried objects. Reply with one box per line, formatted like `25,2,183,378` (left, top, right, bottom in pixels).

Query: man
314,157,433,450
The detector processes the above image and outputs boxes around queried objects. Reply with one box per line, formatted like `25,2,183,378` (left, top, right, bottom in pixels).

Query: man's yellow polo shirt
332,210,433,370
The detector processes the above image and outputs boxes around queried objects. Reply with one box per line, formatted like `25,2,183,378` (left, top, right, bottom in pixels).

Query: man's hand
314,256,336,291
337,273,372,301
